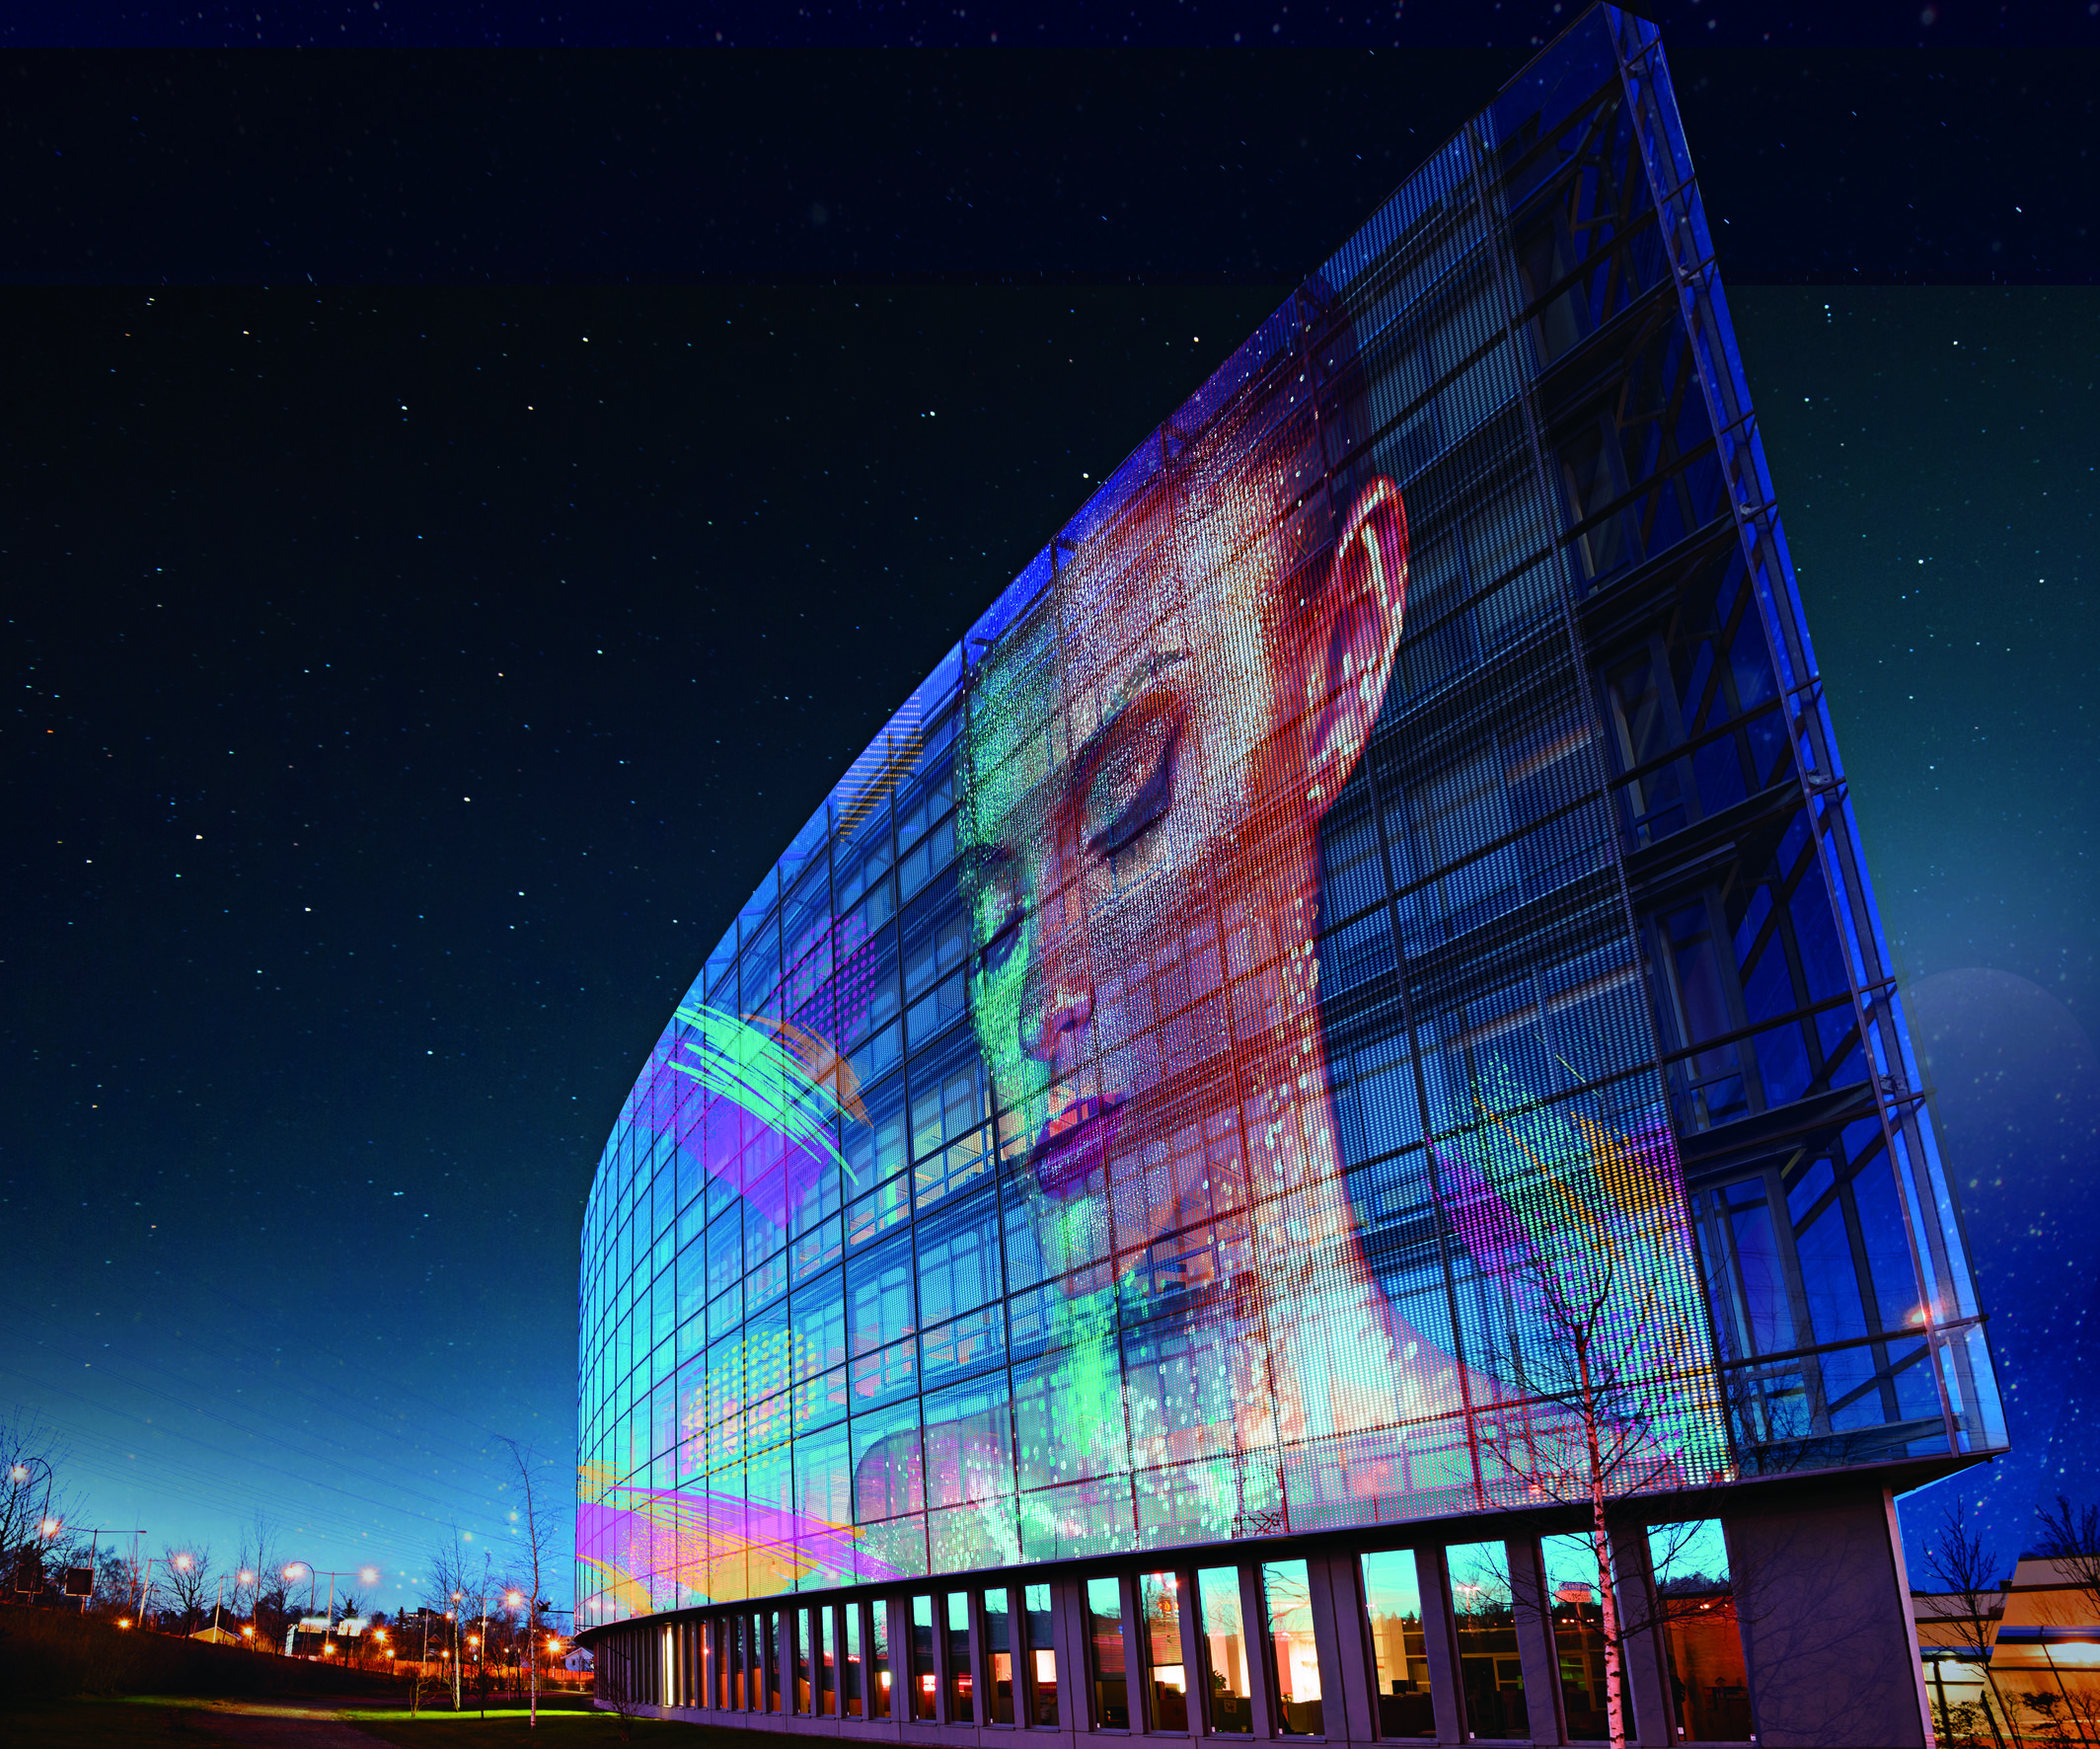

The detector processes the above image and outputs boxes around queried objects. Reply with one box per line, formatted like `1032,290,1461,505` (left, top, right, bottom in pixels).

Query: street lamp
280,1561,383,1660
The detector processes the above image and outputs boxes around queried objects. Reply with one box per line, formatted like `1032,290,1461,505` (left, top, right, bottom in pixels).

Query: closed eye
979,909,1023,975
1083,702,1179,859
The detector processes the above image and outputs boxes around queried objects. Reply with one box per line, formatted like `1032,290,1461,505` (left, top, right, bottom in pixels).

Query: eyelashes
979,909,1023,976
1082,701,1180,859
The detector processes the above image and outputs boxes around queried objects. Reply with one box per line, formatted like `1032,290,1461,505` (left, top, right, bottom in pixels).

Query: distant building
188,1625,243,1646
284,1614,369,1657
1915,1558,2100,1744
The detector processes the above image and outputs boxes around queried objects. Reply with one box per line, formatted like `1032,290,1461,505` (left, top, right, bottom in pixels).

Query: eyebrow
1071,648,1188,780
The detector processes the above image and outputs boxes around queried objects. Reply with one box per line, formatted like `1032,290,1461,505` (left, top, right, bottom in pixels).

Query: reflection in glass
844,1602,863,1717
795,1606,812,1712
912,1594,938,1720
1540,1533,1617,1741
948,1591,976,1722
1361,1550,1435,1738
768,1610,784,1712
871,1598,891,1718
1141,1571,1188,1732
1260,1560,1323,1735
1448,1542,1527,1740
985,1586,1016,1725
1651,1520,1752,1741
1025,1582,1060,1726
1198,1566,1252,1734
814,1603,833,1716
1088,1575,1130,1728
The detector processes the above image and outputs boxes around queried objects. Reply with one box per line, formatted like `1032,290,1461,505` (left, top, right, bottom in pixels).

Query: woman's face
959,436,1407,1281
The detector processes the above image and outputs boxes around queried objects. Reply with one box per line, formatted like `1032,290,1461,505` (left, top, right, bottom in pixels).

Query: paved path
183,1699,390,1747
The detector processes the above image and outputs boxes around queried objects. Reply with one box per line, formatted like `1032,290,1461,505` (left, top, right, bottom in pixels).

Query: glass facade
575,0,2001,1699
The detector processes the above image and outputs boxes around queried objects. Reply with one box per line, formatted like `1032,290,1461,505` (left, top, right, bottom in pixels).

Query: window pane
796,1607,813,1713
985,1586,1016,1726
844,1602,863,1717
815,1604,833,1715
1198,1567,1252,1735
1362,1550,1435,1738
1541,1534,1620,1742
1448,1542,1527,1740
1141,1571,1188,1732
948,1591,977,1722
871,1597,891,1718
768,1609,785,1712
1088,1574,1130,1728
1651,1520,1752,1741
1025,1581,1060,1726
912,1594,938,1720
1260,1559,1323,1735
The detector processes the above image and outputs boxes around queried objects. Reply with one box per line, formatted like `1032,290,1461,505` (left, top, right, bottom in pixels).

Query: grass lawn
0,1695,252,1746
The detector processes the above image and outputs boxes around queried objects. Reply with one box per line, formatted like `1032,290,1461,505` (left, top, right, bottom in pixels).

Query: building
572,8,2004,1745
1916,1558,2100,1746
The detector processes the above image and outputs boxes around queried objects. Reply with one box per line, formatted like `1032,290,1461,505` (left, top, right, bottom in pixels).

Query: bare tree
498,1436,559,1728
159,1545,214,1635
424,1529,474,1709
1441,1094,1729,1749
1920,1497,2020,1748
2030,1498,2100,1746
0,1410,74,1581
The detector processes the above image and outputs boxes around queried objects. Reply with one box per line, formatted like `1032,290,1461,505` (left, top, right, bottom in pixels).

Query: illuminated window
1140,1571,1187,1732
1259,1561,1322,1736
984,1586,1016,1726
1447,1542,1526,1740
1197,1567,1251,1735
948,1591,976,1722
912,1594,938,1720
870,1596,891,1719
1024,1582,1060,1727
1088,1575,1129,1729
1650,1521,1752,1741
1540,1533,1619,1742
1361,1550,1435,1739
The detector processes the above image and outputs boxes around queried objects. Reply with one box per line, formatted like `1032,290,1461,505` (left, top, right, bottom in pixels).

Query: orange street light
39,1517,63,1538
173,1552,193,1571
241,1627,254,1639
117,1619,132,1630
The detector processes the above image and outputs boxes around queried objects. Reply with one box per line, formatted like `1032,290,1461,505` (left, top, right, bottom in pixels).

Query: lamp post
8,1457,55,1524
234,1569,258,1648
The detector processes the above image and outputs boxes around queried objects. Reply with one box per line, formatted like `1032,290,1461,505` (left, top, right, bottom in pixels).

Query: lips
1029,1092,1124,1199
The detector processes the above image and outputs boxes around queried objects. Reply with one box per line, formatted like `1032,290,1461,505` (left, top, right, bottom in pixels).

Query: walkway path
185,1698,389,1747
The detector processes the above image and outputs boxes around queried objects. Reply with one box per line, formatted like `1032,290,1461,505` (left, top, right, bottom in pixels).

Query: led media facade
576,6,2002,1638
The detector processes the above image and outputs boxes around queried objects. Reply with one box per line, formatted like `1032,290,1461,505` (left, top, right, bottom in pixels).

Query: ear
1298,475,1408,806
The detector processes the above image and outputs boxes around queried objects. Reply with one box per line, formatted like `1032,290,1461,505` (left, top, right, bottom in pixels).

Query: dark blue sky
4,14,2095,1613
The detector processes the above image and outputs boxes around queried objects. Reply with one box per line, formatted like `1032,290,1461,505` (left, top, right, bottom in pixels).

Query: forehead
964,399,1321,801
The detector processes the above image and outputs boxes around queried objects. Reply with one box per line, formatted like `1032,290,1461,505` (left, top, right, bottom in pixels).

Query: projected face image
950,394,1520,1493
963,440,1408,1267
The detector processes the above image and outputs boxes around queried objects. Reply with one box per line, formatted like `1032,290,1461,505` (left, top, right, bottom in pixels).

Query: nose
1019,876,1092,1068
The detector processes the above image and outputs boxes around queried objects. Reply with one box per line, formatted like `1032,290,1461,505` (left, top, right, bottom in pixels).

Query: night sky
5,12,2096,1617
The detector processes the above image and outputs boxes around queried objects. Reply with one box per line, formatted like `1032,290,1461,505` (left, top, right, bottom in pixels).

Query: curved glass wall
575,1,1999,1637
